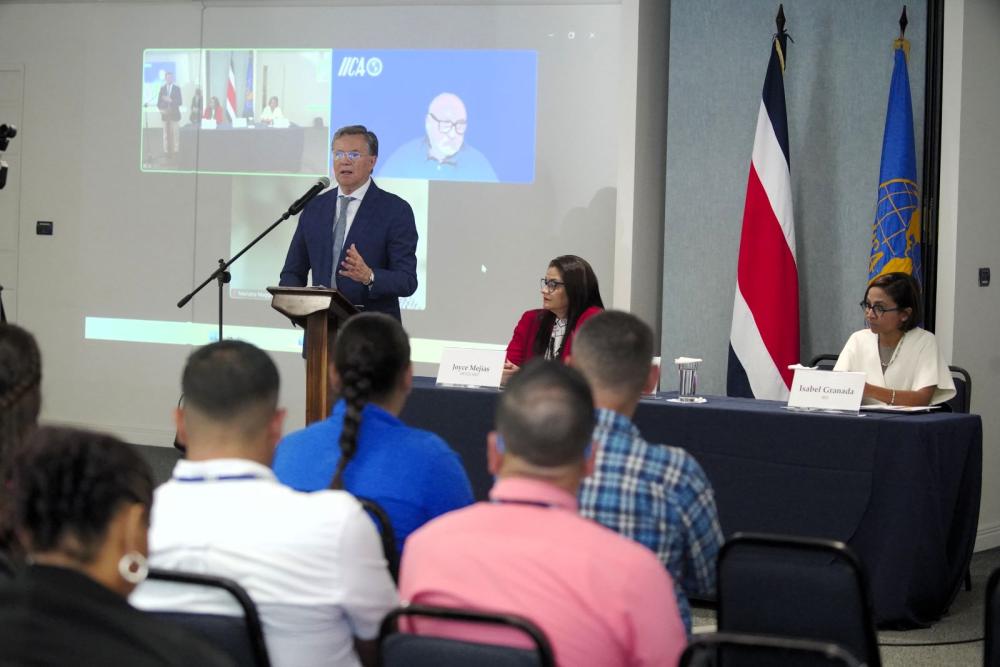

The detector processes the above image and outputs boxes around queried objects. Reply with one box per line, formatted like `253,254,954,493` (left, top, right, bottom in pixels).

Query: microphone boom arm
176,177,329,340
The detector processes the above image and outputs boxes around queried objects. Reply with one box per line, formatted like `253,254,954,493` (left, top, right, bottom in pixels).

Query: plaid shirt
579,408,723,633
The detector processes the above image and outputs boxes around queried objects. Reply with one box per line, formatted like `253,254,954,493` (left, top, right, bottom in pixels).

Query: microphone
287,177,331,216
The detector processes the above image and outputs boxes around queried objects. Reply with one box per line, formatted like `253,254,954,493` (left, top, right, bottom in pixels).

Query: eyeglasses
333,150,368,161
859,301,901,317
540,278,565,293
428,113,467,135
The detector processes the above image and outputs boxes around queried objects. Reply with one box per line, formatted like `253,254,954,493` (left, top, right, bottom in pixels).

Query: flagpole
899,6,908,38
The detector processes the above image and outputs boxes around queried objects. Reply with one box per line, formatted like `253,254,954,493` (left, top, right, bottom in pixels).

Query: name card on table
787,368,866,413
436,348,506,389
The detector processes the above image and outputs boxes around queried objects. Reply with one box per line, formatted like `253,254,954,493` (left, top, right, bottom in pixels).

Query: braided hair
328,313,410,490
0,324,42,478
11,426,153,564
531,255,605,359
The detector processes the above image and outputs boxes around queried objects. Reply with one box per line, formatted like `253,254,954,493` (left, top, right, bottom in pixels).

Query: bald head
180,341,281,447
425,92,467,160
496,360,594,469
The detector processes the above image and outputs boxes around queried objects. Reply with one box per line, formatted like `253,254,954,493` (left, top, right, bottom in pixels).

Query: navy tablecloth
400,377,982,629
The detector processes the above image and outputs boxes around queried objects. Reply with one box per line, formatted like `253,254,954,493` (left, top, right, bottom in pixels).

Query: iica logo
337,56,383,77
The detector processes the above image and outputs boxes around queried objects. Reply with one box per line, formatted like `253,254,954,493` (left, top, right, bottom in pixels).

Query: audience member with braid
0,426,232,666
274,313,474,554
0,323,43,571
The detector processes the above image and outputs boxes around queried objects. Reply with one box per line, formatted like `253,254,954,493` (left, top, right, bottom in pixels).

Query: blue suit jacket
279,181,418,320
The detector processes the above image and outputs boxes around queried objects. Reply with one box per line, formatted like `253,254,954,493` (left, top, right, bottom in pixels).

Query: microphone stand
176,205,298,341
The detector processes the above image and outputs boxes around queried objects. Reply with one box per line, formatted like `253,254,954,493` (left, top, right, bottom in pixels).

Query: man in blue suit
280,125,417,321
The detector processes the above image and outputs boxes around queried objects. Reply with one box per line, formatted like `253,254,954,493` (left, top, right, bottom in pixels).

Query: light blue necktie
331,195,353,285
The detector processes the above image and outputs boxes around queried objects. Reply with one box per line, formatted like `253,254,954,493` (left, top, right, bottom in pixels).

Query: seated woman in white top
834,271,955,406
259,96,285,125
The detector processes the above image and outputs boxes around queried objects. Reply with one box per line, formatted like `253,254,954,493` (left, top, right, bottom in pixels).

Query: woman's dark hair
11,426,153,564
531,255,605,359
329,313,410,490
866,272,922,332
0,324,42,479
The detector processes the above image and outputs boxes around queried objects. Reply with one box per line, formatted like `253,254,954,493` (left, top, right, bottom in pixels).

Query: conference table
142,125,330,173
400,377,983,629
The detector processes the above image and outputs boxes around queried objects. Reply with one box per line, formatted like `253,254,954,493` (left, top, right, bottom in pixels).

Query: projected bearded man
280,125,418,322
379,92,498,183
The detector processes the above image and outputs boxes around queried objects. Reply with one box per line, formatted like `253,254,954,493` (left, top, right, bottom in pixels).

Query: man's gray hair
333,125,379,156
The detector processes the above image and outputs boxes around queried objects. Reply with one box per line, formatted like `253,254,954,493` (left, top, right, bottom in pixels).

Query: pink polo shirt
399,477,686,667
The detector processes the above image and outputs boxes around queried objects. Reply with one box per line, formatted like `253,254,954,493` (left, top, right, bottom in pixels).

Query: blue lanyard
173,473,265,483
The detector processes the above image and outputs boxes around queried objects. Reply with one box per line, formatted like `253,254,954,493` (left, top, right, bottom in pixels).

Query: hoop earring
118,551,149,584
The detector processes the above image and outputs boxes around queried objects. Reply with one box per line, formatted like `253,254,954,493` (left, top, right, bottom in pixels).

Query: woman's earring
118,551,149,584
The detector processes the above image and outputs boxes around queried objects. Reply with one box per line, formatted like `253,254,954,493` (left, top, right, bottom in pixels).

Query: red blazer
505,306,603,366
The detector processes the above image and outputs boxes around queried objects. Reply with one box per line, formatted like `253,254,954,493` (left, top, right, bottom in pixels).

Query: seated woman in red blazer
504,255,604,380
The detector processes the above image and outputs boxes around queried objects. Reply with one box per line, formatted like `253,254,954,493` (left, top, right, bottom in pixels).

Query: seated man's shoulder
407,501,479,540
576,512,674,574
659,444,714,491
282,485,362,514
613,437,714,494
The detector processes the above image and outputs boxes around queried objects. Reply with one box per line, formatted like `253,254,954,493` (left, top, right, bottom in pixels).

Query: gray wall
953,0,1000,547
662,0,926,392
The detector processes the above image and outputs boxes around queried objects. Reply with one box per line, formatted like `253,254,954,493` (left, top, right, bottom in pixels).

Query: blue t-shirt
377,136,499,183
273,400,474,554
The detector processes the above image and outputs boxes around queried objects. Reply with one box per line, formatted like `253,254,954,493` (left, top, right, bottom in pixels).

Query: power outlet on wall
978,267,990,287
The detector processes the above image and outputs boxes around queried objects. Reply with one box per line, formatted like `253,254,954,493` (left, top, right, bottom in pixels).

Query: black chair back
358,496,399,583
680,632,863,667
0,549,17,580
808,354,839,371
717,532,881,667
947,365,972,414
145,568,271,667
378,603,555,667
985,567,1000,667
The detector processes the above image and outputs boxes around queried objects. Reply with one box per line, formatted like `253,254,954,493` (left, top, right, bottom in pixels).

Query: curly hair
11,427,153,564
328,313,410,490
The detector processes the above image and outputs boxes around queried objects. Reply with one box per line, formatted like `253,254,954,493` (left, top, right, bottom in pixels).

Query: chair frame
358,496,400,583
948,365,972,414
985,567,1000,667
808,353,840,370
378,602,556,667
717,532,881,667
146,567,271,667
680,631,863,667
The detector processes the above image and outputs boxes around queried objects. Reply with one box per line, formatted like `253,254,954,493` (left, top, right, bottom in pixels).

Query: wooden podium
267,286,358,424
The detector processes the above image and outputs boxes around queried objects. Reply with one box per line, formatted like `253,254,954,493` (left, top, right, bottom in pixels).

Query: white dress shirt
338,177,372,240
131,458,398,667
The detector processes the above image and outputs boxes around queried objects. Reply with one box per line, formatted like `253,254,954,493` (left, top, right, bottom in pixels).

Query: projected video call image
138,46,542,327
331,49,538,184
141,48,332,175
